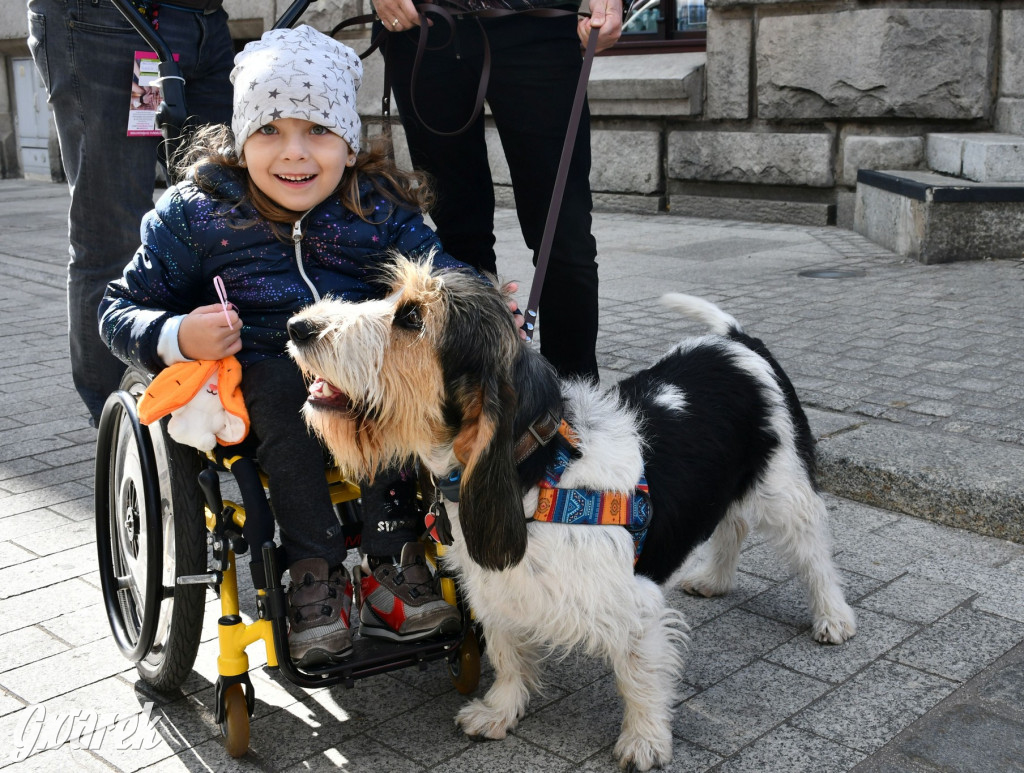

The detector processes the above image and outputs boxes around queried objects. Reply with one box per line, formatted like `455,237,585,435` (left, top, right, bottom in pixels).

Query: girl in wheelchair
99,25,467,668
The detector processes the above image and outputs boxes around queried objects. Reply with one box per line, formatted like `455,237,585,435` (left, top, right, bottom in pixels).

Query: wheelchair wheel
449,624,481,695
220,683,250,757
95,367,207,691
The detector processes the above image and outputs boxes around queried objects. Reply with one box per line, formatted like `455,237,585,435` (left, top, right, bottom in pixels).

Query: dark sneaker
354,543,461,642
286,558,353,667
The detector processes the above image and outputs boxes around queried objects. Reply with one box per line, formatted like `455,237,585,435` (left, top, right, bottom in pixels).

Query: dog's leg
675,509,749,597
609,580,687,772
759,478,856,644
456,627,540,739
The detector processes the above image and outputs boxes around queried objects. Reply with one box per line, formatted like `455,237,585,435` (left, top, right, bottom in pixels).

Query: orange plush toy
137,357,249,452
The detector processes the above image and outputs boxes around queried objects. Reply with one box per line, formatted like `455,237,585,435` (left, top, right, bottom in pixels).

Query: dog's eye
394,302,423,331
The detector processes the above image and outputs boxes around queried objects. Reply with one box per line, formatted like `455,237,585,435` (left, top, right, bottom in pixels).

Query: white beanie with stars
230,25,363,156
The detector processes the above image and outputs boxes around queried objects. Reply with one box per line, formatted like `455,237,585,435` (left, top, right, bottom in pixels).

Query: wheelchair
94,367,481,757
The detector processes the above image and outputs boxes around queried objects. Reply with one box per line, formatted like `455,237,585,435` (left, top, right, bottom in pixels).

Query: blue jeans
27,0,234,423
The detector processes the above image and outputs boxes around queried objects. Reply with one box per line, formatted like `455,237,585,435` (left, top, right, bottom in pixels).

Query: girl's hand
503,281,528,341
178,304,242,361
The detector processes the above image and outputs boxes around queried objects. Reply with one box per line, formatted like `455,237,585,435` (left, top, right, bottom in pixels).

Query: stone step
926,133,1024,182
854,169,1024,263
810,408,1024,545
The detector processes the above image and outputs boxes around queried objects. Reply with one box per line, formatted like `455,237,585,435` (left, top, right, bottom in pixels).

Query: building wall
1,0,1020,230
669,0,1019,226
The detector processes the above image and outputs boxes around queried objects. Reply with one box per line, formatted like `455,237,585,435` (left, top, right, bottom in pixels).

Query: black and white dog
287,257,855,771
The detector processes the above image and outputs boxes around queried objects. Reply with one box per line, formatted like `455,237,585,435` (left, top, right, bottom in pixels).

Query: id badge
127,51,179,136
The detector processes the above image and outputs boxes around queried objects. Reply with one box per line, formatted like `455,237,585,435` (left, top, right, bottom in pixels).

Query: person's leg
380,22,499,273
358,465,423,558
485,16,600,381
242,358,352,664
242,358,346,567
356,465,460,642
28,0,167,422
163,7,235,128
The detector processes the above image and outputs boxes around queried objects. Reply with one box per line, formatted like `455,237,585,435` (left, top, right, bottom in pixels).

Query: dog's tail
659,293,742,336
660,292,818,483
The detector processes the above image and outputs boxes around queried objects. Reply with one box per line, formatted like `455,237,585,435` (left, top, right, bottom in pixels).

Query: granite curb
811,409,1024,543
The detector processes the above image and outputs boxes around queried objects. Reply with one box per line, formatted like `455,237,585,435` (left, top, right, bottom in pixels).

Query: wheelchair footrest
298,629,464,686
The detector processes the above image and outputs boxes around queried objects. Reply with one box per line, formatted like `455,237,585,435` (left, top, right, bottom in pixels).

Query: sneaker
354,543,461,642
286,558,353,667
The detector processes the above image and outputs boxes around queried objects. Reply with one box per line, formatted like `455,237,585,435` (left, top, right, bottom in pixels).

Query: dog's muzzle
287,316,320,346
287,315,353,412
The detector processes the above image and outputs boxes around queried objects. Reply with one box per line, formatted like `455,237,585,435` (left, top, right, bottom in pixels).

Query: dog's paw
812,604,857,644
456,699,517,740
614,732,672,772
677,573,731,598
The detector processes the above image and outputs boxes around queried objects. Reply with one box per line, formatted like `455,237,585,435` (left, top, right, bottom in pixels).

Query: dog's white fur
286,258,855,771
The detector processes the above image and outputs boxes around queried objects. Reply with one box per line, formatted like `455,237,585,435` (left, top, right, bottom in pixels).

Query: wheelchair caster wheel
220,683,250,757
449,625,481,695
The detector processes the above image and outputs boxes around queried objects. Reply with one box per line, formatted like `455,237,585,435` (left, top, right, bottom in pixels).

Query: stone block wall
672,0,1013,226
998,8,1024,134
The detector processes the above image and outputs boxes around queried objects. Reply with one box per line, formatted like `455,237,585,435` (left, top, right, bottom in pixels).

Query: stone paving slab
2,179,1024,771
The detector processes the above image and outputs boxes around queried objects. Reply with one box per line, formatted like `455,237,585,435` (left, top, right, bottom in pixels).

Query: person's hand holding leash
178,304,242,360
372,0,423,31
579,0,623,52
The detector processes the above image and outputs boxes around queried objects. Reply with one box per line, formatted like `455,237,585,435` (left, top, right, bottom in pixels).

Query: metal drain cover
798,268,867,279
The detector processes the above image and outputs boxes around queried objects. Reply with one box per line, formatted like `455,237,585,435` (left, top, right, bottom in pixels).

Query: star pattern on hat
231,25,363,154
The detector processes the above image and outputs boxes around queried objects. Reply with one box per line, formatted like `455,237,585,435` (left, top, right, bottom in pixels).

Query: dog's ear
452,373,528,570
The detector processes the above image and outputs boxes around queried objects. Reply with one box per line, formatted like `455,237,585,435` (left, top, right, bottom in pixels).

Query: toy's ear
451,372,527,570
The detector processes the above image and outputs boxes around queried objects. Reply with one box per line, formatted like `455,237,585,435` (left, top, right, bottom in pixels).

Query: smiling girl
100,26,472,667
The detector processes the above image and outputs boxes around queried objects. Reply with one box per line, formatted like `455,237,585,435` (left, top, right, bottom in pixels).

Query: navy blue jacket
100,165,467,373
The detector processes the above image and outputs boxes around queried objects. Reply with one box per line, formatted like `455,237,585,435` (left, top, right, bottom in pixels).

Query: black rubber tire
95,367,207,691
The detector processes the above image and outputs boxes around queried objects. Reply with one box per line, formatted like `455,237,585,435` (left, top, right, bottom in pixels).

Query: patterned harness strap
531,422,653,564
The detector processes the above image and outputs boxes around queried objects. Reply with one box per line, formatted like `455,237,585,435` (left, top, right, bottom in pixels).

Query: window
613,0,707,52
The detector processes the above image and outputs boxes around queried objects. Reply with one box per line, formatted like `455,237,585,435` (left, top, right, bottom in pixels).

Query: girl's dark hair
173,124,434,240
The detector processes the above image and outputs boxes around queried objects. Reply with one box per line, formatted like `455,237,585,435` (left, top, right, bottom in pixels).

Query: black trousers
381,13,600,381
242,358,419,568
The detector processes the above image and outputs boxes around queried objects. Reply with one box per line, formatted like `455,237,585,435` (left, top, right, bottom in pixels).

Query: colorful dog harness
426,419,653,562
531,421,653,563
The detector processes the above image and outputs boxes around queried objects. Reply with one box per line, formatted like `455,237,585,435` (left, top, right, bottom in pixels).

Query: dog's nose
287,316,320,344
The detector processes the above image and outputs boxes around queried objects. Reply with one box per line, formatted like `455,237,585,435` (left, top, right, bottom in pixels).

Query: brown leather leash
523,24,599,343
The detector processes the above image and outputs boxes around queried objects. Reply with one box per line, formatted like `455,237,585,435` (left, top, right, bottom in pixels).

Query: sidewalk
1,177,1023,772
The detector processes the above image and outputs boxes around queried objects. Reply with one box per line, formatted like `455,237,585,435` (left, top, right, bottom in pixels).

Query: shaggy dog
286,257,856,771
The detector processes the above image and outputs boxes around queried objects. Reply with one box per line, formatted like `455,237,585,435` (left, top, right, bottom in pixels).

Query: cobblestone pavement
1,179,1023,773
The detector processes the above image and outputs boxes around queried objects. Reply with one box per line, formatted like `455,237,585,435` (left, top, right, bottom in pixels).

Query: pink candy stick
213,275,234,329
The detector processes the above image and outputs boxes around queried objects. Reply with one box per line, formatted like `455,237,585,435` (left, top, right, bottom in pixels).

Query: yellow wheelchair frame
95,368,480,757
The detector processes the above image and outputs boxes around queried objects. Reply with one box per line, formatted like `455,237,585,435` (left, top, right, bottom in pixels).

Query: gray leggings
242,358,419,569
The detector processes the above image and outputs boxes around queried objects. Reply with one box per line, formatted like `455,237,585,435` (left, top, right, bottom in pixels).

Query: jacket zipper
292,218,321,303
